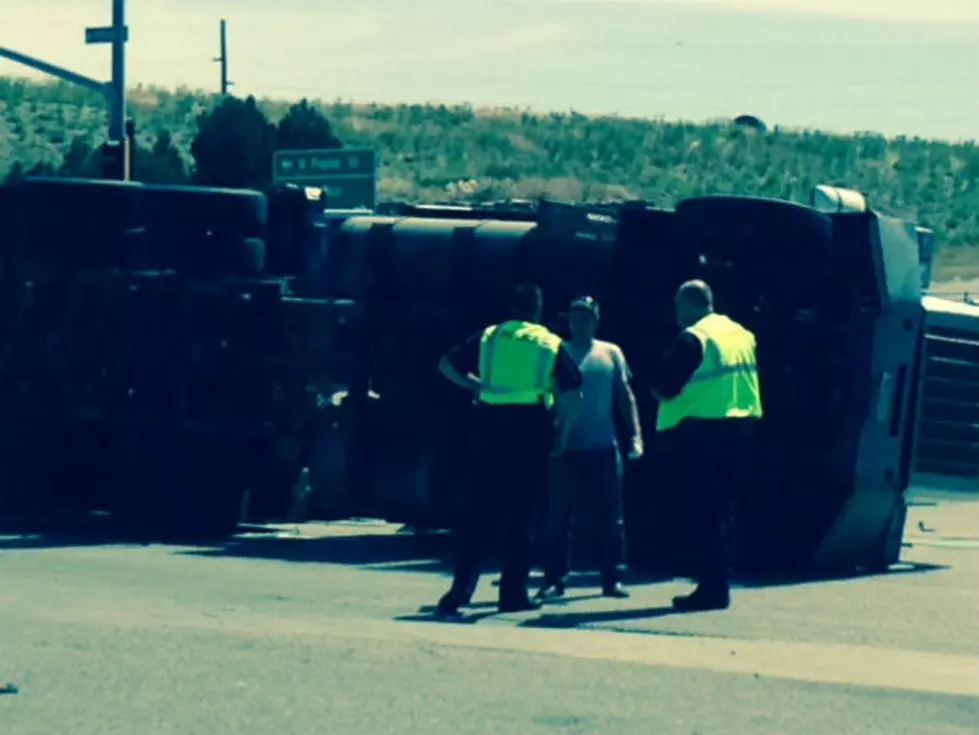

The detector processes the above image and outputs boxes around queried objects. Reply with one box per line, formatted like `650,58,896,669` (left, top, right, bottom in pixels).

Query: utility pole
0,0,129,180
213,19,233,96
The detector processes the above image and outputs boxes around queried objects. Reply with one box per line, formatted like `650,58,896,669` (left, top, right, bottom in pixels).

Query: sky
1,0,977,140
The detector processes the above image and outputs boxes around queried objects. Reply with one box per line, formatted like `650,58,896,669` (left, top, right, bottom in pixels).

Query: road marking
385,619,979,698
23,595,975,698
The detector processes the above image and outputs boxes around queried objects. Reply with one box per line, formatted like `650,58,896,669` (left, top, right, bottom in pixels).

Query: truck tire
112,434,244,542
307,423,353,516
0,390,64,518
21,176,140,210
137,185,267,238
19,177,142,270
867,496,908,573
188,232,264,278
132,185,268,276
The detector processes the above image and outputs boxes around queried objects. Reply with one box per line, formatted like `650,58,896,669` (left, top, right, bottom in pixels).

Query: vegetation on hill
1,76,977,251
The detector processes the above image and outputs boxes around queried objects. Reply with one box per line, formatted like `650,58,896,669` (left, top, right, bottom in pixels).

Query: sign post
271,148,377,210
0,0,129,178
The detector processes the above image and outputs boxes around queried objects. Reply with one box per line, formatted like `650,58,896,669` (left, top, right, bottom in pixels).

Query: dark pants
447,404,553,604
541,446,627,588
675,419,755,595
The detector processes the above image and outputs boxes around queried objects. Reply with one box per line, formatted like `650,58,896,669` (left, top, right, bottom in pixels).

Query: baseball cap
569,295,600,319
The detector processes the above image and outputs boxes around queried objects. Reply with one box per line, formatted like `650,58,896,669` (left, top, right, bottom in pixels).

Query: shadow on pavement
396,591,608,626
0,517,283,552
0,533,128,551
1,518,951,596
518,563,950,631
395,611,498,625
730,560,948,589
0,514,142,550
522,605,680,629
181,529,454,567
414,591,606,615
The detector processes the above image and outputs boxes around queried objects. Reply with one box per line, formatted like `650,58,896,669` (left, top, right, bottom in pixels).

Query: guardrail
924,290,977,305
913,296,979,492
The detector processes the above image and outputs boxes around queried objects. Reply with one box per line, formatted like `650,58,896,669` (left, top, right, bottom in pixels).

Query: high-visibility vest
478,320,562,407
655,313,763,432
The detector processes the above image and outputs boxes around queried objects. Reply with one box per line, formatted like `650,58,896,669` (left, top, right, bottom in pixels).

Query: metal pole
109,0,126,146
220,19,228,95
0,47,108,95
2,1,128,179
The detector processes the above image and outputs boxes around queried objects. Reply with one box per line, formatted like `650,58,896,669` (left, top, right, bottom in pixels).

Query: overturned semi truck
0,177,976,576
313,187,979,574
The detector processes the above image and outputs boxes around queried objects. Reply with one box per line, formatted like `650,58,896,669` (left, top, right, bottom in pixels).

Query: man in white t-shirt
537,296,644,600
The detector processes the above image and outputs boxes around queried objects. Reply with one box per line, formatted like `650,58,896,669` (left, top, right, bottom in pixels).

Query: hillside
1,76,977,259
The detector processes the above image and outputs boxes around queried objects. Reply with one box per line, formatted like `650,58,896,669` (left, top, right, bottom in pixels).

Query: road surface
1,492,977,734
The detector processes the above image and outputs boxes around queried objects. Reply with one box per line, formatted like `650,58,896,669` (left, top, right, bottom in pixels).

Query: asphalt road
1,493,977,735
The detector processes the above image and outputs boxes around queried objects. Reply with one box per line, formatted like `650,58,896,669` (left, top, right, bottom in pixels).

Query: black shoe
498,597,541,613
602,582,630,599
671,589,730,612
435,590,470,617
535,578,567,600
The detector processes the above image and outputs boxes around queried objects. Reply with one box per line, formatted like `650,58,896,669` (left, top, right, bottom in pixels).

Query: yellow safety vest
655,313,763,432
478,320,562,407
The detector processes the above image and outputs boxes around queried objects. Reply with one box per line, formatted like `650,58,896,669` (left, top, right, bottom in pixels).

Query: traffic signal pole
108,0,127,148
0,0,129,179
0,47,108,96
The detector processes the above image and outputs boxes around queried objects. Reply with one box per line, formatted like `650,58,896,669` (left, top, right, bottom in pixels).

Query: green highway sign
271,148,377,210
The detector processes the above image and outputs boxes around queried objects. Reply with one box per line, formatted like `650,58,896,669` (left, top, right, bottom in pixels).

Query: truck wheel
867,496,908,573
19,177,141,270
21,176,139,211
134,186,268,276
111,435,244,542
308,424,354,518
137,185,267,237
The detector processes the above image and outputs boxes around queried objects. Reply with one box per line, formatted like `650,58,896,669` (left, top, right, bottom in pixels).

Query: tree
26,160,58,178
133,131,188,185
3,162,25,185
275,99,342,150
59,135,99,178
190,95,276,189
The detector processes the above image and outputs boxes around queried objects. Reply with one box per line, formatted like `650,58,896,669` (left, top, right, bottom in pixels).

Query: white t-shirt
562,339,630,451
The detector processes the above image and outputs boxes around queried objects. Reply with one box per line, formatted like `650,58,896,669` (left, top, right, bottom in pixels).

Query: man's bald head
674,279,714,328
676,280,714,310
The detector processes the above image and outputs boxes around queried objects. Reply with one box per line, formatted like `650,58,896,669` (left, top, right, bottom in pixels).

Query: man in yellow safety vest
651,279,763,611
435,283,584,616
